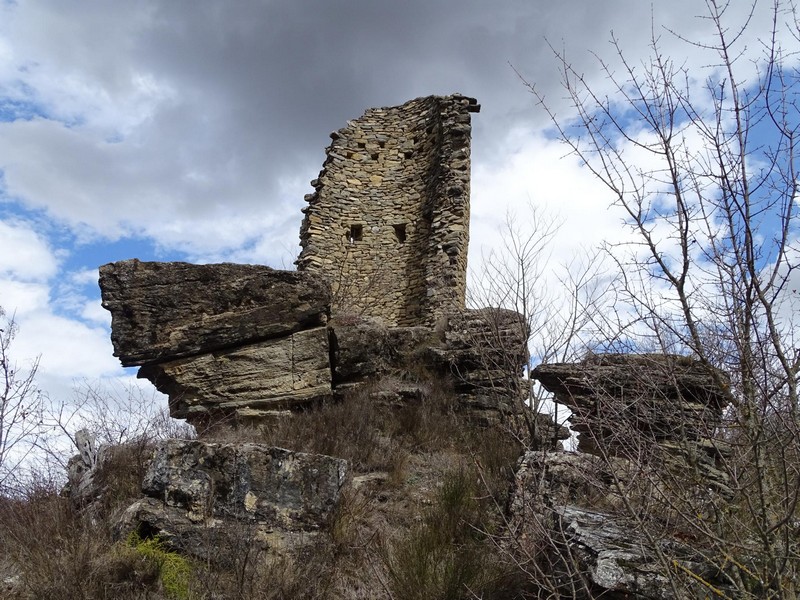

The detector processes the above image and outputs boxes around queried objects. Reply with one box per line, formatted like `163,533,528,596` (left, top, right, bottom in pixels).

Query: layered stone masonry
297,94,480,327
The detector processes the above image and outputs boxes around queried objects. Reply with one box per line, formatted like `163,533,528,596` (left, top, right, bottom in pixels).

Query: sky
0,1,791,421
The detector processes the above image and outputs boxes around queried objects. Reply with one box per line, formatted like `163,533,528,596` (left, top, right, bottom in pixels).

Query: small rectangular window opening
349,224,363,243
393,223,407,243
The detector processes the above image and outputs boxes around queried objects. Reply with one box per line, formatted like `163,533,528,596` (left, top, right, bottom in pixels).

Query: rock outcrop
116,440,347,561
100,258,533,428
139,327,332,423
329,308,535,426
89,96,740,599
533,354,728,451
100,260,334,427
509,450,736,599
99,260,330,366
532,353,731,494
504,354,735,598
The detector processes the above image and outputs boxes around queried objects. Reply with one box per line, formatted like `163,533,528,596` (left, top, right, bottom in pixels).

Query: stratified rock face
532,354,729,454
512,356,735,597
139,327,332,421
329,308,541,425
508,451,736,600
433,308,530,416
117,440,348,560
99,260,333,427
99,260,330,366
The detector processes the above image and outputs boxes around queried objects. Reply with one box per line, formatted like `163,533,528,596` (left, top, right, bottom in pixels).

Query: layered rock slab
117,440,348,561
532,354,729,454
99,260,333,426
509,451,735,599
139,327,332,422
99,260,330,366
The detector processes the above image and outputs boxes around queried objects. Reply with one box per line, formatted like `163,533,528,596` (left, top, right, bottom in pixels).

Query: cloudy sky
0,1,785,409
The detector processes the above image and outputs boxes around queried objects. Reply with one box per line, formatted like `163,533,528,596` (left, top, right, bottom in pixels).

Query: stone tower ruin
296,94,480,326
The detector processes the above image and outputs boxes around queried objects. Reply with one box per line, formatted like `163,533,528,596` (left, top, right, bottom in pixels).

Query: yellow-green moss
127,532,192,600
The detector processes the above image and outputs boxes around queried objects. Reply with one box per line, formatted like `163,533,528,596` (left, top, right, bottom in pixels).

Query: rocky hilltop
54,95,737,599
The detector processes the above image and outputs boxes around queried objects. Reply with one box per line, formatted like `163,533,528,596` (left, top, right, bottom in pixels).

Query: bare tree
0,307,44,495
516,0,800,596
468,206,613,447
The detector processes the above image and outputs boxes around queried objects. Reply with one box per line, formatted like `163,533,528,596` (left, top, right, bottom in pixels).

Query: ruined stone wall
296,94,479,326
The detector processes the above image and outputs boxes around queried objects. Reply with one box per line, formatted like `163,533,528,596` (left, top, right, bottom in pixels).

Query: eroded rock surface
99,260,330,366
432,308,530,419
139,327,332,422
533,354,728,452
117,440,348,561
509,451,735,599
553,505,731,599
532,354,731,492
330,308,541,426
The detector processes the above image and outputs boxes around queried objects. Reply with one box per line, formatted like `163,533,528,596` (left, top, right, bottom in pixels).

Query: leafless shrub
0,308,45,496
0,479,161,600
507,0,800,596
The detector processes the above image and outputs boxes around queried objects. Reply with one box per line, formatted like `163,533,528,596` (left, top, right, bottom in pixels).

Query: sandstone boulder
99,260,330,366
329,317,435,386
139,327,332,425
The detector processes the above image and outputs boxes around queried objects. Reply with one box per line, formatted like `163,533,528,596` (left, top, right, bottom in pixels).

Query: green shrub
128,533,192,600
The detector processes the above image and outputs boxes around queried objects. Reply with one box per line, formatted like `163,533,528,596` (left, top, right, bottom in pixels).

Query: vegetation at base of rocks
207,373,522,496
199,376,531,599
0,480,158,600
127,532,192,600
386,467,534,599
0,365,532,600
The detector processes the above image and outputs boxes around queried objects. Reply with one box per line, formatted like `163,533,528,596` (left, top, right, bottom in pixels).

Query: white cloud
470,128,619,273
67,268,100,287
80,298,111,327
12,312,117,378
0,279,50,316
0,219,59,280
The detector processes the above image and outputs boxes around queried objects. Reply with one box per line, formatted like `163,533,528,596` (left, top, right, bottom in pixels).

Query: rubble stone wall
296,94,479,326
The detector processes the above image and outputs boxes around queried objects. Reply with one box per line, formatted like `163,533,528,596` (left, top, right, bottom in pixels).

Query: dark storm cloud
0,0,778,405
0,0,753,261
129,1,551,178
